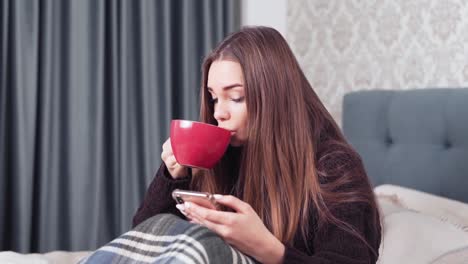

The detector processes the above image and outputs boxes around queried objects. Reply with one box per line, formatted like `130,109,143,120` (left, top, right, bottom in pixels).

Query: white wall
241,0,287,37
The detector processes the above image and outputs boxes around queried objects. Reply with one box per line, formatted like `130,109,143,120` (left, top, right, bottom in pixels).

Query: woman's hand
183,195,285,264
161,138,188,179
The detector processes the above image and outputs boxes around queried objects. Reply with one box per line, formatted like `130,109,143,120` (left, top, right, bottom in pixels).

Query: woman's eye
231,96,245,103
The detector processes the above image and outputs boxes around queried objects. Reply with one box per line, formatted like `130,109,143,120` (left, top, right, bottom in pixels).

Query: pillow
375,184,468,228
431,246,468,264
377,208,468,263
376,185,468,264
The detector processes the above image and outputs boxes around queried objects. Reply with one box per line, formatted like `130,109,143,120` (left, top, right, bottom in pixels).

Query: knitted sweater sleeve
132,163,191,227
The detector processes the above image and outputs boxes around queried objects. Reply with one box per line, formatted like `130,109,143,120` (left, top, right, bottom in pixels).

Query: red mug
170,120,231,169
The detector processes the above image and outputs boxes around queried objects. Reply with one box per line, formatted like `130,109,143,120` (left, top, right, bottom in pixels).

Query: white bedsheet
0,250,90,264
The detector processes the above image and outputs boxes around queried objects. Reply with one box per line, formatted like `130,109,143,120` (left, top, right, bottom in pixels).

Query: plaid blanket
79,214,257,264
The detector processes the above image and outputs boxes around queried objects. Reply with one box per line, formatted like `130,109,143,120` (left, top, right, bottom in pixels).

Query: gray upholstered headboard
342,88,468,203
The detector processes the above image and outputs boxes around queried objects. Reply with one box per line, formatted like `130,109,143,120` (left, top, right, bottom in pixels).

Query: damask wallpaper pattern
287,0,468,124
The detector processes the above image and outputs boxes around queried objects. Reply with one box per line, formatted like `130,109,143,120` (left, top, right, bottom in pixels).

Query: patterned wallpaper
287,0,468,125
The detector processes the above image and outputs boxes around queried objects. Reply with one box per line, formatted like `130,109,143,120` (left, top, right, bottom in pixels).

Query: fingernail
176,204,185,211
184,202,191,209
213,194,223,199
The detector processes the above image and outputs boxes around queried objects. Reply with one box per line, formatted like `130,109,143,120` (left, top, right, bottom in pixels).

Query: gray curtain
0,0,240,253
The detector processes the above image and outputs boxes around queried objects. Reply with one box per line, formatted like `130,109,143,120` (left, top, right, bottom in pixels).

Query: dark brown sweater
132,162,381,264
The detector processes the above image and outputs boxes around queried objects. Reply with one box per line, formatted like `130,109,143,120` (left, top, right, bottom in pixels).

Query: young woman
133,26,381,264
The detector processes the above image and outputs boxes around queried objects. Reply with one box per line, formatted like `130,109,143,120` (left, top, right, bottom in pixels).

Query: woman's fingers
165,155,178,169
160,150,171,162
161,151,177,169
212,195,251,213
161,137,180,169
162,138,171,149
185,201,234,225
161,138,172,161
175,204,189,217
160,137,188,178
187,207,230,237
193,216,228,238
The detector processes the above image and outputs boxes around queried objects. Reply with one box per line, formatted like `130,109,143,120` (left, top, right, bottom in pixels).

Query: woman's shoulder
315,139,376,207
315,140,364,177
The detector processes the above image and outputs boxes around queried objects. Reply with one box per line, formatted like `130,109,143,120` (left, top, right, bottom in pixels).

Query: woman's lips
219,127,236,135
225,129,236,136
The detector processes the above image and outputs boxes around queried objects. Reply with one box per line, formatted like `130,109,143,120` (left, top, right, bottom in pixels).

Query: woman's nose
213,104,230,122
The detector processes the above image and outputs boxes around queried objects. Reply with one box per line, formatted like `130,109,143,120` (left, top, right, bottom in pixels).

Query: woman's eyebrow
207,83,243,92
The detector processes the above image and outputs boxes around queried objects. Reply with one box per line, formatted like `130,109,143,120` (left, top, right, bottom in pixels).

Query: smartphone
172,189,218,210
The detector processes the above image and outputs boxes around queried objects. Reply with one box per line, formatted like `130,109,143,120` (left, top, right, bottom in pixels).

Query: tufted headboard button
386,137,393,147
444,140,452,149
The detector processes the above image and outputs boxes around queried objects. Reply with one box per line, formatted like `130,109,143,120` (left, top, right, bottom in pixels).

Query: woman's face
207,60,248,146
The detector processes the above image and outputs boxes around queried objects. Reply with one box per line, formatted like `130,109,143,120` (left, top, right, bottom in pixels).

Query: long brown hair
192,26,380,256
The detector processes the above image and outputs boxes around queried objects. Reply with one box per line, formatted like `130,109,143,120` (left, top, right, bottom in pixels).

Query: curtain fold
0,0,240,253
